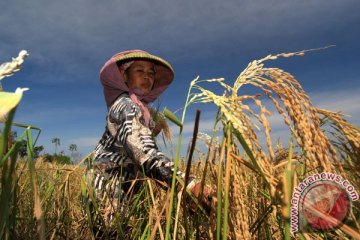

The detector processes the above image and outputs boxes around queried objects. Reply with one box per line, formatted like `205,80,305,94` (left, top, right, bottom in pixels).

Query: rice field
1,49,359,239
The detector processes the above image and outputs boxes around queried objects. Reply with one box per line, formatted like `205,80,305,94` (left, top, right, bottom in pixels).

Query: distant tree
69,143,78,163
6,131,43,158
12,131,17,139
34,145,44,158
51,137,60,154
18,140,44,158
43,154,71,165
56,155,71,164
2,130,17,150
69,144,77,153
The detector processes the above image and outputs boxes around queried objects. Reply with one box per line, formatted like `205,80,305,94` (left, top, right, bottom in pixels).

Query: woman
85,50,212,237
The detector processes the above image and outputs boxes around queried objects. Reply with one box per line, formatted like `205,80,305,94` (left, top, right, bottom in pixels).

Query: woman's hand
187,182,214,215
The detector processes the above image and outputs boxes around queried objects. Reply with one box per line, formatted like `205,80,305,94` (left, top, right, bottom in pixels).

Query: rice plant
181,47,360,239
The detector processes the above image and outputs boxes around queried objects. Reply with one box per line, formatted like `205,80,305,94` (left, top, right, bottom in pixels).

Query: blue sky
1,0,359,159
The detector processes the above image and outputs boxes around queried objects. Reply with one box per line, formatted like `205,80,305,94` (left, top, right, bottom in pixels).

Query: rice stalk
26,128,45,240
0,108,18,238
222,124,232,240
216,135,227,240
181,109,201,240
283,138,295,240
164,76,209,240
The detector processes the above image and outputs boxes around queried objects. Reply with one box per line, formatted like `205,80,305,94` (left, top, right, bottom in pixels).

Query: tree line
8,132,80,164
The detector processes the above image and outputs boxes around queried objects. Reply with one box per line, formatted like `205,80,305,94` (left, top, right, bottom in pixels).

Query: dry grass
14,159,91,239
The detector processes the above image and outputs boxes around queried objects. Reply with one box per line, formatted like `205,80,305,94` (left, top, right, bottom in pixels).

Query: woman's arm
107,95,188,185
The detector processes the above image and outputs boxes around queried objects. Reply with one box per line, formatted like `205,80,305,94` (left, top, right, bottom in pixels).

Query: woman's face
122,60,155,96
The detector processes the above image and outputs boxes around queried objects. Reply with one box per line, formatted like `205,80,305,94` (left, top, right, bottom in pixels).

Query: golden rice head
316,108,360,185
231,49,345,175
150,108,173,144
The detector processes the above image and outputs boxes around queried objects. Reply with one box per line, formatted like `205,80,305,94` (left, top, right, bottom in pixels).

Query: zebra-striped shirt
92,93,187,190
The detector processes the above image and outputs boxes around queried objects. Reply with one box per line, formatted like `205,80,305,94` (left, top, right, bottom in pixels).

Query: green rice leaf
232,126,270,188
163,108,183,128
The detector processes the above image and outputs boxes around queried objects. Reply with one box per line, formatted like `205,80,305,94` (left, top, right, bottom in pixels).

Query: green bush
42,154,71,165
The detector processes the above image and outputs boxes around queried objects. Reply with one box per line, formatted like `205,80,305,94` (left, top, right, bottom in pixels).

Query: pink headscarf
100,50,174,127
